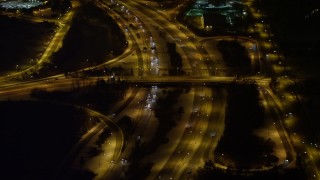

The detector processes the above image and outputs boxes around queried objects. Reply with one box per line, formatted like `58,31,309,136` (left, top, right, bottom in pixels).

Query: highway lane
99,0,174,76
0,0,260,82
145,87,196,180
0,4,77,83
0,75,270,101
152,87,211,179
120,0,207,76
136,1,264,76
0,76,92,100
51,107,124,180
262,81,320,178
243,0,298,169
244,0,320,176
171,87,214,179
116,5,166,76
0,79,72,100
0,75,271,100
168,87,227,179
89,0,165,77
114,4,160,76
200,88,226,164
70,85,143,180
110,0,264,78
93,1,144,76
86,109,124,180
102,87,159,179
0,73,299,178
175,87,227,179
260,87,296,167
105,87,149,179
52,85,142,179
131,0,264,78
0,0,306,178
0,0,142,83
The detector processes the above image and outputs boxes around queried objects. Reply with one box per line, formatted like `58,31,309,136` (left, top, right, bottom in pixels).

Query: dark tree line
167,42,184,75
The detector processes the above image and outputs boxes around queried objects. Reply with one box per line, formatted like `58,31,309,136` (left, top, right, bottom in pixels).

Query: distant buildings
0,0,71,17
184,0,246,32
0,0,43,10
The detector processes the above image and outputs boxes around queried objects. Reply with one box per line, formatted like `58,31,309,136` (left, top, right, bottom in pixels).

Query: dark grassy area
0,15,56,75
0,100,92,180
217,40,251,67
37,2,126,77
214,82,277,169
217,40,251,75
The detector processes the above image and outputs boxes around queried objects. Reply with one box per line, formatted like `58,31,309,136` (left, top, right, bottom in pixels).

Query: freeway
52,85,147,179
0,1,78,83
178,87,226,179
196,88,227,172
93,0,144,76
119,0,208,76
103,87,159,179
153,87,213,179
245,0,320,177
0,75,270,100
1,0,314,179
260,87,296,167
51,107,124,180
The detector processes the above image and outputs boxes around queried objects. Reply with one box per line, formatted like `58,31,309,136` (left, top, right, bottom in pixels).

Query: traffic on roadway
0,0,318,179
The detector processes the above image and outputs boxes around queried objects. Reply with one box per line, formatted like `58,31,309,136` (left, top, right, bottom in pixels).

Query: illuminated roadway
52,107,124,180
0,1,79,83
0,1,293,178
119,0,209,76
153,87,213,179
95,0,297,179
0,0,314,179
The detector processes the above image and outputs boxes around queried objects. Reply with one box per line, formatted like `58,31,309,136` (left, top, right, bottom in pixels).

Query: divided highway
0,0,311,179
